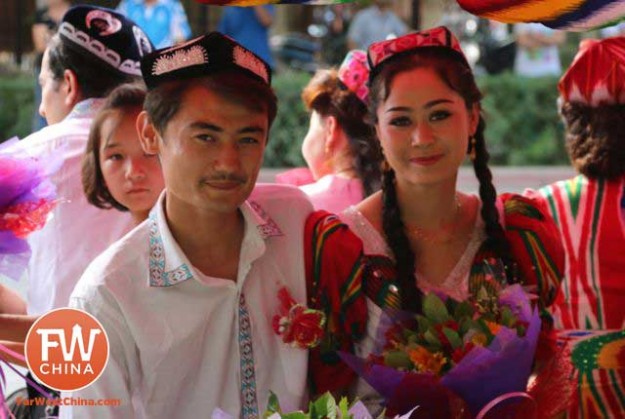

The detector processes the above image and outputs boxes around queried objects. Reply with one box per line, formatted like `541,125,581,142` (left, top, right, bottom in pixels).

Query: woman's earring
468,136,477,161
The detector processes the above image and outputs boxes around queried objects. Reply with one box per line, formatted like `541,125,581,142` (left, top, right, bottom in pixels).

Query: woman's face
99,110,164,218
375,67,479,187
302,111,330,180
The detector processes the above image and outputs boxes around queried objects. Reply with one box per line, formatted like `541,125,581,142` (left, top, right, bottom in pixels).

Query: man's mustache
200,172,248,184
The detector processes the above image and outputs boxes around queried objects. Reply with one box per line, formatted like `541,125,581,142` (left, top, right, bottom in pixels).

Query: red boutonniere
272,287,326,349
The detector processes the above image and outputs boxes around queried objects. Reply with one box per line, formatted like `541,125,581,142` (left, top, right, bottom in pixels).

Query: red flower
272,287,326,349
451,342,475,364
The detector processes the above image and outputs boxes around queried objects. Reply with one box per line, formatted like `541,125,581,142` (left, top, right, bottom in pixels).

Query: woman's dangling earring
468,136,477,161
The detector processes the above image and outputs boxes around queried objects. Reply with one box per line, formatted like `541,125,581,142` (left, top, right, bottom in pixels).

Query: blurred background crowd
0,0,622,169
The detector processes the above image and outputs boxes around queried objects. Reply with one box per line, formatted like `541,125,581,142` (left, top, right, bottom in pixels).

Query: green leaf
422,293,451,323
454,301,475,320
424,329,442,347
459,318,474,336
442,327,463,349
265,391,281,416
500,306,516,327
282,413,308,419
416,315,432,334
384,350,413,370
338,397,350,418
311,392,337,419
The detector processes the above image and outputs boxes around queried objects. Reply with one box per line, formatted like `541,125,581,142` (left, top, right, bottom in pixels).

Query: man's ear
137,111,160,155
62,69,80,109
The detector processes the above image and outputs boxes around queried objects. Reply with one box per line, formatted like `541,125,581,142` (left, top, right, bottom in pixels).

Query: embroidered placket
238,293,259,418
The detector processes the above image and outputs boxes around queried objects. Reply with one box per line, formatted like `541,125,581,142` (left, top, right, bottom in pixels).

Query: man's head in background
39,5,153,124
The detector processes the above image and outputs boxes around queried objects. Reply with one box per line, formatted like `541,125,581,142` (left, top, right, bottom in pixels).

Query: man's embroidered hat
338,50,370,103
58,5,153,76
559,37,625,107
141,32,272,90
367,26,469,81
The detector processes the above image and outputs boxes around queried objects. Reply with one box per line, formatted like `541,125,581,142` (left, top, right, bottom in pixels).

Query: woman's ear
324,115,340,154
137,111,160,155
469,103,480,136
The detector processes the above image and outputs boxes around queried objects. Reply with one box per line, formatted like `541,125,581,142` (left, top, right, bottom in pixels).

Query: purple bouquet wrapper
0,137,61,280
341,284,541,417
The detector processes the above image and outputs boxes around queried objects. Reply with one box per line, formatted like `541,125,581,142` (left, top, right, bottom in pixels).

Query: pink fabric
338,50,370,103
274,167,315,187
301,175,364,214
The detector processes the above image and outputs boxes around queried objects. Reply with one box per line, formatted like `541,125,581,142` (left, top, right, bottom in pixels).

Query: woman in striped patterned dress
534,37,625,418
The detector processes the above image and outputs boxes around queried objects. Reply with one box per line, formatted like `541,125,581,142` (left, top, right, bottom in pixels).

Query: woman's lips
410,154,444,166
127,188,150,194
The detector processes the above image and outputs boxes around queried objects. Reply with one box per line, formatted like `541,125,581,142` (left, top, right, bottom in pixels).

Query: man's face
156,85,268,215
38,49,71,125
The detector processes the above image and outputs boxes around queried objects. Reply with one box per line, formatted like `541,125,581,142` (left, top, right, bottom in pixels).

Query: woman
306,27,565,413
532,37,625,418
82,83,164,225
299,50,382,213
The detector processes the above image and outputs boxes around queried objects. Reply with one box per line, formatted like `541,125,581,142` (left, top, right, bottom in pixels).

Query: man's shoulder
249,184,313,220
72,222,150,297
22,118,90,145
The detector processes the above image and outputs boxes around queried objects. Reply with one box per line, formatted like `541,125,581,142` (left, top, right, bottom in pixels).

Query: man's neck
164,195,246,280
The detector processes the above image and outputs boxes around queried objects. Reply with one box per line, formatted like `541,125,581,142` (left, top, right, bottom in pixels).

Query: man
513,23,565,78
347,0,408,51
16,6,153,417
218,5,275,68
23,5,153,317
117,0,192,49
61,33,318,418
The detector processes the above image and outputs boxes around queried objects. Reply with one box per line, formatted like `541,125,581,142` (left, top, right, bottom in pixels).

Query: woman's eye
107,153,123,161
389,116,411,127
430,110,451,122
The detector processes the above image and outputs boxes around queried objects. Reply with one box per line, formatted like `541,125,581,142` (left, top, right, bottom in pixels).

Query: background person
31,0,71,131
300,50,381,213
347,0,408,51
532,37,625,417
116,0,191,49
82,83,164,225
218,5,275,69
514,23,565,78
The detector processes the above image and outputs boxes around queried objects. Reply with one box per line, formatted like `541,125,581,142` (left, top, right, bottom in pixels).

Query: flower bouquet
0,137,61,281
341,260,541,418
212,392,418,419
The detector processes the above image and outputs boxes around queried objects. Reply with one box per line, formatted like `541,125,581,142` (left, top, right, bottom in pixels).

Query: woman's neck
395,178,460,229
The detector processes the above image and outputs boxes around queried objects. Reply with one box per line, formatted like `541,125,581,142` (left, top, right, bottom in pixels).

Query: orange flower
408,346,447,375
485,321,502,335
471,333,488,347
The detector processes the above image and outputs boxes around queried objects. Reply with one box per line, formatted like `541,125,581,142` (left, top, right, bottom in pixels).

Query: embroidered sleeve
304,210,367,395
500,193,565,309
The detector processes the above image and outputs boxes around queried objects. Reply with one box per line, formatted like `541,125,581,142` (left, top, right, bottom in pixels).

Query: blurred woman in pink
299,50,382,213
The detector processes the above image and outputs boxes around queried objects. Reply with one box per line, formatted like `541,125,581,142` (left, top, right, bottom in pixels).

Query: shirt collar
66,98,105,121
148,191,283,287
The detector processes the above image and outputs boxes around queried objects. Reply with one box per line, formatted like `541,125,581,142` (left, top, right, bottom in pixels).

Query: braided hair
368,49,517,312
302,69,383,197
